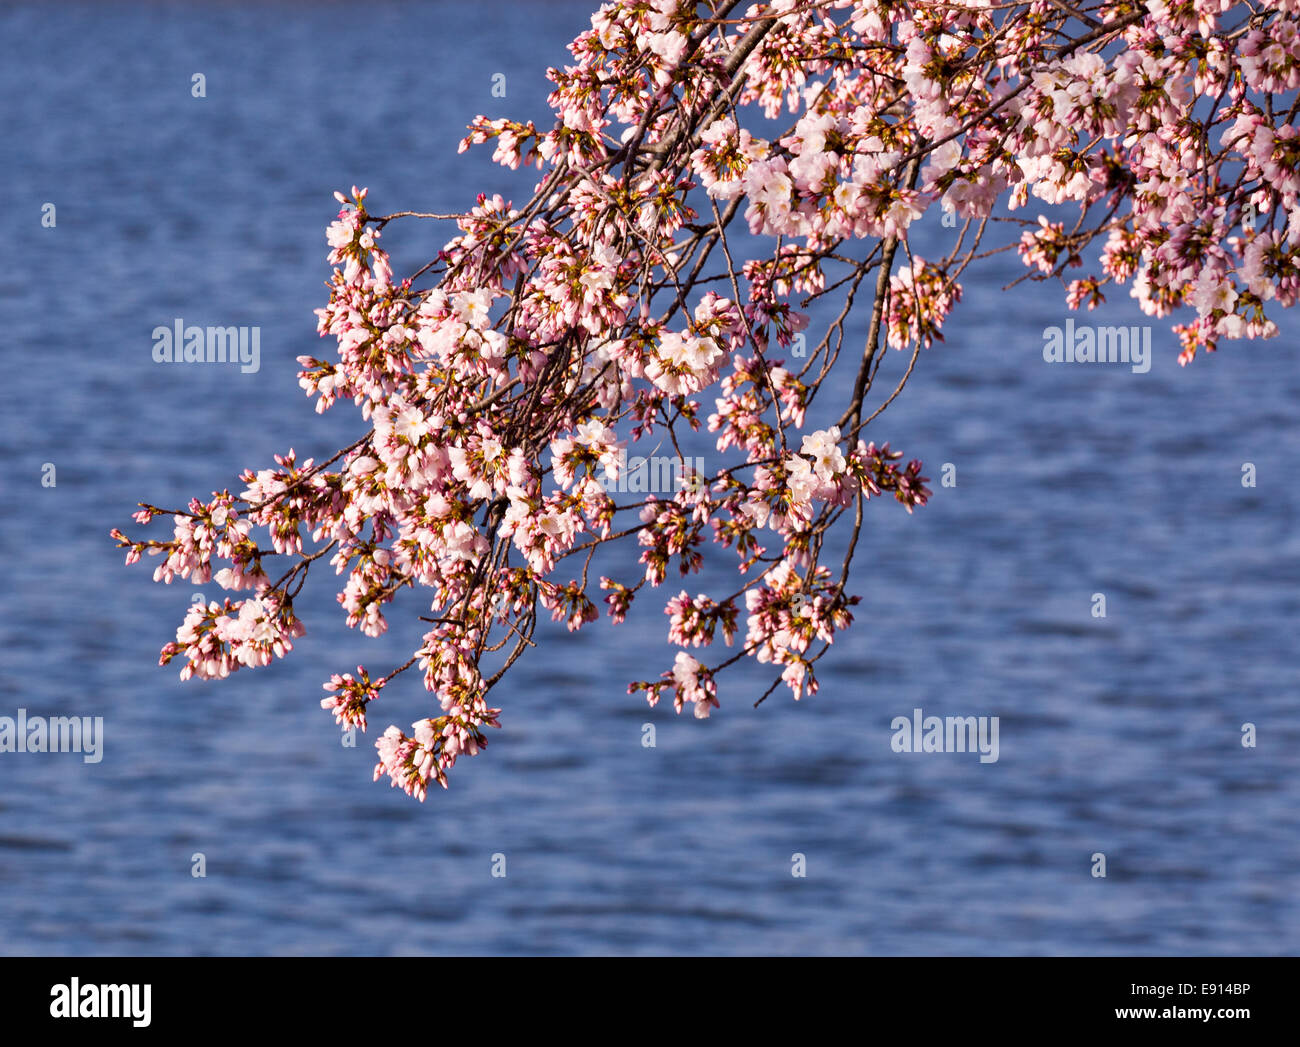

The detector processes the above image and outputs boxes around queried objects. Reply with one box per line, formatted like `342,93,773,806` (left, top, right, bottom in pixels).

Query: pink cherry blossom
114,2,1300,798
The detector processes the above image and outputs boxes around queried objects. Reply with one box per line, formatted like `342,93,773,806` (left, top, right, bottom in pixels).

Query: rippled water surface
1,1,1297,955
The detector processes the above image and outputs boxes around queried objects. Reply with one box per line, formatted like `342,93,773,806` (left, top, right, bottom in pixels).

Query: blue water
1,1,1297,955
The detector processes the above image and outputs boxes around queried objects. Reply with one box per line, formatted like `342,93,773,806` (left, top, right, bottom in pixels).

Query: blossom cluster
113,1,1300,797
